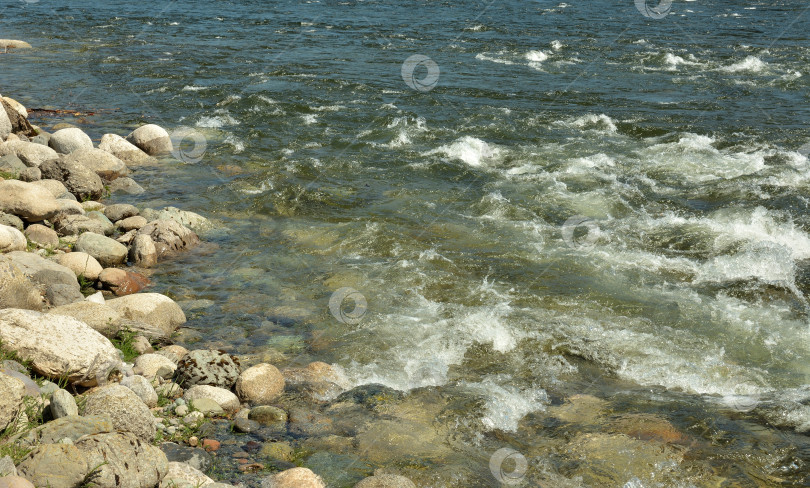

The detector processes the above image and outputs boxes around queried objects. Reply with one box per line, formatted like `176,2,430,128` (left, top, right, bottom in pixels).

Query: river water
3,0,810,485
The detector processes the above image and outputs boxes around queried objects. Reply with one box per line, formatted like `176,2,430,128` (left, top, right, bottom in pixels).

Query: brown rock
97,267,150,296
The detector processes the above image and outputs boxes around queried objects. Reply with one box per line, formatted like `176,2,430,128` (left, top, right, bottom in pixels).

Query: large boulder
0,105,10,140
99,133,152,165
32,415,114,444
0,224,26,253
74,232,128,266
126,124,172,156
83,384,157,442
23,224,58,248
0,255,43,310
175,349,241,389
0,309,119,386
137,219,199,257
0,153,26,177
39,157,104,200
75,431,169,488
120,374,158,407
3,251,79,291
15,444,90,488
55,252,103,280
1,99,34,137
236,363,284,405
47,127,93,155
48,301,122,337
53,214,109,237
103,203,139,223
184,385,240,413
6,140,59,168
263,467,326,488
3,96,27,118
106,293,186,338
0,180,60,222
141,207,212,233
98,268,150,296
62,148,127,181
31,178,72,200
0,372,26,431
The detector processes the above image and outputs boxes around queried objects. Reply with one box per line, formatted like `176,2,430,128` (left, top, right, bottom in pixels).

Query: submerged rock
175,349,241,389
263,467,326,488
236,363,285,405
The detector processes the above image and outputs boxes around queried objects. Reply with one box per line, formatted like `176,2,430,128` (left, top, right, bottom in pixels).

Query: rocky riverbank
0,93,419,488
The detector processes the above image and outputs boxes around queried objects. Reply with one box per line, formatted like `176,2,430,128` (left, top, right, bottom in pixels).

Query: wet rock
117,215,147,231
83,384,156,442
16,444,90,488
547,394,608,425
48,301,122,337
63,148,127,181
47,127,93,155
39,156,103,200
159,462,212,488
141,206,212,233
75,232,128,266
232,417,260,433
263,467,326,488
55,252,103,280
282,361,349,402
355,419,450,464
260,441,294,462
108,176,145,195
138,219,199,257
201,439,220,451
0,179,60,222
49,388,78,419
23,223,58,248
0,308,118,386
127,124,173,156
0,224,26,252
184,386,239,413
75,431,169,488
236,363,284,405
107,293,186,339
355,474,417,488
98,267,150,296
606,413,690,444
0,372,26,431
129,233,158,267
133,353,177,380
99,133,152,165
175,349,241,389
249,405,287,426
120,374,159,408
103,203,139,223
53,214,108,237
160,443,212,472
288,407,333,437
335,384,404,410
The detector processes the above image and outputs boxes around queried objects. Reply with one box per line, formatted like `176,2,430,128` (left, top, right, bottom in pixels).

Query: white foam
196,113,239,128
182,85,207,92
463,376,548,432
525,50,548,62
559,113,618,133
424,136,502,167
475,52,515,65
301,114,318,125
721,55,768,73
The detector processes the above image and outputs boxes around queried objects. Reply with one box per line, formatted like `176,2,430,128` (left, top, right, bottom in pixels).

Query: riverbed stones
55,251,103,280
0,372,26,431
98,267,150,296
134,353,177,379
160,443,212,472
0,213,22,231
15,444,90,488
74,431,169,488
4,251,77,287
138,219,199,257
0,309,119,386
31,178,72,200
83,384,157,442
2,140,58,167
74,231,128,266
120,374,159,408
39,156,104,200
22,223,57,248
236,363,285,405
48,301,121,337
106,293,186,338
0,180,60,222
19,166,40,182
129,233,158,267
159,461,213,488
0,224,26,252
264,467,326,488
127,124,173,156
104,203,139,223
49,388,78,419
63,148,127,181
0,256,42,310
355,474,417,488
44,283,84,307
184,385,240,413
48,127,93,155
175,349,240,389
141,206,212,233
99,133,152,165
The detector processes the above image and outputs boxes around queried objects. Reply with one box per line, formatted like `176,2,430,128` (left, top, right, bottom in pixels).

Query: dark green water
3,0,810,485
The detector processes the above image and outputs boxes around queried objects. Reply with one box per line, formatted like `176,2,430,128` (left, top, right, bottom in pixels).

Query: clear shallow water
4,0,810,485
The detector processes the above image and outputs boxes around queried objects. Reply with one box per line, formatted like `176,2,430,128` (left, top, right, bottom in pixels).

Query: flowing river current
4,0,810,485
